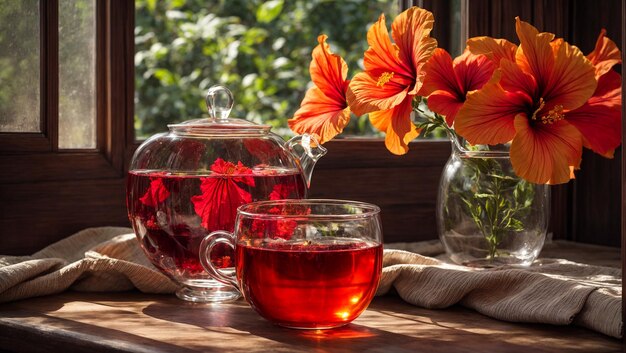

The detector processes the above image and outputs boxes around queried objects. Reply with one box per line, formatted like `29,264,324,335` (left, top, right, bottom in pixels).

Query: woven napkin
0,227,621,338
380,242,622,339
0,227,178,303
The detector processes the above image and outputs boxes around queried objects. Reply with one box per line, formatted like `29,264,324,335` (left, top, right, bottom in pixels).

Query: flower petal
139,177,170,208
455,73,530,145
586,69,622,108
467,36,517,65
192,159,254,230
566,70,622,157
391,6,437,94
369,97,419,155
346,71,409,116
498,58,538,98
288,87,351,144
587,29,622,78
289,34,351,142
543,38,597,111
452,50,496,92
425,90,463,126
510,116,582,185
362,13,409,77
514,18,556,84
514,18,596,112
420,49,496,126
419,48,462,97
309,34,349,103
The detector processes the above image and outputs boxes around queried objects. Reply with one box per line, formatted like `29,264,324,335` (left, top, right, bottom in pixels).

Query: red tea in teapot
126,86,326,302
126,158,306,280
235,239,383,329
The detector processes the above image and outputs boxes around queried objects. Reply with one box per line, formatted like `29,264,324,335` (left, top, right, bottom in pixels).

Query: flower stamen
541,105,565,124
530,97,546,121
376,72,395,87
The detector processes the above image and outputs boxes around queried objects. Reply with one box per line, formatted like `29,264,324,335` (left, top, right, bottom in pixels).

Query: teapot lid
168,85,271,136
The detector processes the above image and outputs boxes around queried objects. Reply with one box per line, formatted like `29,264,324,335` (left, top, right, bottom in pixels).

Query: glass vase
436,136,550,267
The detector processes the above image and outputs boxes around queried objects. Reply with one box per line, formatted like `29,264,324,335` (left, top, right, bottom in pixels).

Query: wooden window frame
0,0,135,254
0,0,57,152
0,0,134,174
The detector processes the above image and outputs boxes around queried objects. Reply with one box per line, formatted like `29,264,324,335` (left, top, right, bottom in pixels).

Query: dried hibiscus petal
191,158,255,231
139,177,170,208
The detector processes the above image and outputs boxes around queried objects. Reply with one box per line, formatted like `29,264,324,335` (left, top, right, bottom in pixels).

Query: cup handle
199,230,240,290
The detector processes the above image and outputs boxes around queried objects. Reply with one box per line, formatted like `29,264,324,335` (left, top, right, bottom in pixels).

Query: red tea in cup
237,239,382,328
200,199,383,329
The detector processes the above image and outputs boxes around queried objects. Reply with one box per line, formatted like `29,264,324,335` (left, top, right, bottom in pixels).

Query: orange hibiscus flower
419,48,495,126
455,18,621,185
288,35,351,144
346,7,437,155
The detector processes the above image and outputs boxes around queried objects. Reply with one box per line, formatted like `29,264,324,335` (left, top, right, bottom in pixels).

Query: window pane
0,0,40,133
58,0,96,149
134,0,398,140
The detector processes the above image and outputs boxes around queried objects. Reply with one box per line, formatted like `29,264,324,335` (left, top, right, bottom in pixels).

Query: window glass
58,0,96,149
0,0,40,133
134,0,398,140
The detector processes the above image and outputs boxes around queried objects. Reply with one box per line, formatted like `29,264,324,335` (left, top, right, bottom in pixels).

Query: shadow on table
140,296,437,352
139,294,613,353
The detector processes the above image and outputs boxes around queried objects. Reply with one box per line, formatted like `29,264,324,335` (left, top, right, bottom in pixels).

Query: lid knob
205,85,234,121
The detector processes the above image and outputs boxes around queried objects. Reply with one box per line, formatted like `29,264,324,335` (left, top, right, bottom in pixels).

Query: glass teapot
126,85,326,302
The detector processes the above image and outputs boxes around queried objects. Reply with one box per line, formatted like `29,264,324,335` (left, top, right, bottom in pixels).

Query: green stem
415,102,533,262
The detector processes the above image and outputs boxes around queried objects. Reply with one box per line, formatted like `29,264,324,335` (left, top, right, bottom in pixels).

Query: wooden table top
0,290,621,353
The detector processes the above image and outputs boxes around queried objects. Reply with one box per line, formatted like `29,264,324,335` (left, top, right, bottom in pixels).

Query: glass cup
199,199,383,329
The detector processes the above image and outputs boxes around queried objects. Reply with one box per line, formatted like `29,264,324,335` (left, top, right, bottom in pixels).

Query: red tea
235,239,383,328
126,163,306,283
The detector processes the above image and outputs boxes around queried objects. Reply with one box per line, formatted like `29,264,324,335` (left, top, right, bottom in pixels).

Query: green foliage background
135,0,398,139
0,0,40,132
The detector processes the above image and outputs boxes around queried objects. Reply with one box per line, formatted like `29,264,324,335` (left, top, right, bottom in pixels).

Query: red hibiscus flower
139,177,170,208
191,158,255,231
419,48,495,126
269,182,296,201
566,29,622,158
249,204,311,240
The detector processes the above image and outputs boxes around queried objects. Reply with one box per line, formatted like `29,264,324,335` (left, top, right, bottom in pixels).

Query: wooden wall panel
309,139,450,244
568,0,622,246
0,180,128,254
421,0,452,53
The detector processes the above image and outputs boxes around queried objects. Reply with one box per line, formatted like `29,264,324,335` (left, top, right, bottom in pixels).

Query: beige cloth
379,248,622,339
0,227,178,303
0,227,621,339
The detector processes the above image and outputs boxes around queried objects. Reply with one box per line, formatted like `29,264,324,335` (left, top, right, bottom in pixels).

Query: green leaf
154,68,176,85
150,43,169,59
485,198,495,221
146,0,156,11
256,0,284,23
508,218,524,231
169,0,186,9
474,193,495,199
244,28,269,45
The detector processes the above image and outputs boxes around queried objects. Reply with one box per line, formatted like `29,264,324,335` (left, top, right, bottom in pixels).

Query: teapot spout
286,134,327,188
